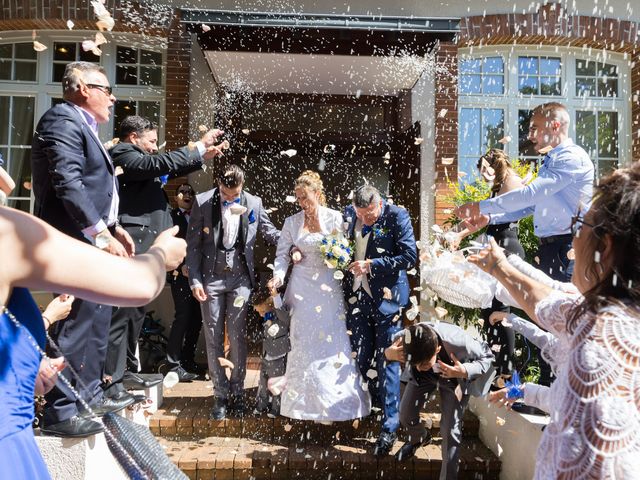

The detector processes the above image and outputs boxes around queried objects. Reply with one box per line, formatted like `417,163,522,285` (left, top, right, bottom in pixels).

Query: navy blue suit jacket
343,202,417,315
31,101,115,242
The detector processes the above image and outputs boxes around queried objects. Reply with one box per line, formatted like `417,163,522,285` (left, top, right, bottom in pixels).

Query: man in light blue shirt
456,102,594,386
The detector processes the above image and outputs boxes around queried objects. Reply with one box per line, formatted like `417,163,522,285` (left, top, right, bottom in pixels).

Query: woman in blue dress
0,206,187,479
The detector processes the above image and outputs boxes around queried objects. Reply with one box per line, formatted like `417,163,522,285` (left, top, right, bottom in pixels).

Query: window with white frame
0,34,166,213
458,47,630,181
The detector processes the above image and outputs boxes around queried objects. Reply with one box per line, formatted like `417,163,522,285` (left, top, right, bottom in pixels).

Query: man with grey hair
31,61,137,437
343,184,417,456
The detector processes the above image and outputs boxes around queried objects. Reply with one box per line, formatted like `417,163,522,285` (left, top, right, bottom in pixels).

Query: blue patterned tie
222,198,241,207
361,225,373,236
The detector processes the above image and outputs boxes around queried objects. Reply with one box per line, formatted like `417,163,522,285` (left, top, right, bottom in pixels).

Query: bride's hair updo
294,170,327,206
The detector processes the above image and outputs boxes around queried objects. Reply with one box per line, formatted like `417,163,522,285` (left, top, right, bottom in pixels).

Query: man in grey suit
386,322,495,480
186,164,279,419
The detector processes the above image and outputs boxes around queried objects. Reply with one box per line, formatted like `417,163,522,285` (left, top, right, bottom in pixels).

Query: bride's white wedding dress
273,207,371,421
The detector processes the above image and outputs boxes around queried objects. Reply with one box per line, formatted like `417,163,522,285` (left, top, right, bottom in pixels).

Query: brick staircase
150,365,500,480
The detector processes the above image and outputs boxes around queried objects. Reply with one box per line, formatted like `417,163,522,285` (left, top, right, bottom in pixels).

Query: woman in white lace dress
270,171,371,421
470,162,640,479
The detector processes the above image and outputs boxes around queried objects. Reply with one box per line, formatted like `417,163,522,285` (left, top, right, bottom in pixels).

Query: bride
270,171,371,421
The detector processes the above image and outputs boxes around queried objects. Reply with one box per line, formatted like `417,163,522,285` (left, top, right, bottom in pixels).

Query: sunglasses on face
570,213,598,237
86,83,113,96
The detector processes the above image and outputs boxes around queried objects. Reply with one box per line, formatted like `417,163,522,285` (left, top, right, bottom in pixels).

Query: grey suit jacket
401,321,496,397
186,188,279,289
262,306,291,362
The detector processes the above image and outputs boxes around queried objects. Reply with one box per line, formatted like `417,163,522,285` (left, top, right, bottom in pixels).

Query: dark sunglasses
86,83,113,96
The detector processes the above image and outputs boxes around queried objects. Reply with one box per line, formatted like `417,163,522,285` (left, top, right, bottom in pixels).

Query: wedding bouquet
319,231,353,270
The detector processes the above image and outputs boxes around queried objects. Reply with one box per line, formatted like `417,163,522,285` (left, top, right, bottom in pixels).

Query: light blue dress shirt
479,138,594,238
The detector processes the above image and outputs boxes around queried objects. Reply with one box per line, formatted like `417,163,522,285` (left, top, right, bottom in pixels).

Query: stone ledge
469,397,548,480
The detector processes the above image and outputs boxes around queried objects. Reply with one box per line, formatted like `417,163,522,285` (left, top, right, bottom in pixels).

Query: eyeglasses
570,214,598,237
86,84,113,96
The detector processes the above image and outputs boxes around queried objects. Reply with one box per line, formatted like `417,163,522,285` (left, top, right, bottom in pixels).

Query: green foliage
438,159,539,327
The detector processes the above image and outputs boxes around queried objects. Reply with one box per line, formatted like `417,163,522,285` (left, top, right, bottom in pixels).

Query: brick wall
433,42,458,226
632,53,640,163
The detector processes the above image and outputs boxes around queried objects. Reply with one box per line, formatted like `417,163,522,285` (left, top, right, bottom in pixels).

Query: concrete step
159,435,500,480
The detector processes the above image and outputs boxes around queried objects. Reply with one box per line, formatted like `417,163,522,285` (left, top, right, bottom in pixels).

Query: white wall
165,0,640,23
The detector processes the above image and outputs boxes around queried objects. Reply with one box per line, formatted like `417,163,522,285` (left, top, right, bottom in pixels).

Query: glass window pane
140,50,162,65
598,159,618,177
483,57,503,74
518,109,537,157
11,97,35,145
576,59,596,76
482,75,503,94
51,97,64,108
53,42,76,61
139,66,162,86
598,78,618,97
79,47,101,63
482,109,504,151
460,58,481,73
52,63,67,83
575,110,597,157
576,77,596,96
0,97,9,145
0,59,11,80
598,112,618,158
4,198,31,213
459,108,481,157
598,63,618,78
137,101,160,125
0,44,11,58
459,156,480,183
540,76,561,95
459,74,481,94
116,46,137,64
14,43,36,60
518,56,538,75
113,101,137,137
8,147,31,197
539,57,561,76
518,76,538,95
13,61,36,81
116,65,138,85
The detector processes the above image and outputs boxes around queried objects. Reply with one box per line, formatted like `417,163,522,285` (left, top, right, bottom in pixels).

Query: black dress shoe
122,371,163,390
81,391,135,417
395,432,433,462
373,430,398,457
173,366,198,383
210,397,227,420
41,415,104,438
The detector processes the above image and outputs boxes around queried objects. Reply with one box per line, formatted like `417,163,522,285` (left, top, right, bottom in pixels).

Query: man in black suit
103,116,223,400
165,183,204,378
31,62,136,437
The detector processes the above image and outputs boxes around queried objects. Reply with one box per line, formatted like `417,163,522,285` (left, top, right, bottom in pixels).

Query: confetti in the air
218,357,235,370
201,24,211,32
414,137,424,145
333,270,345,280
233,296,246,308
281,149,297,157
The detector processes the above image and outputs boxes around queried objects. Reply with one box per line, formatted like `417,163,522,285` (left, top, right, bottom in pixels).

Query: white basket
421,249,496,309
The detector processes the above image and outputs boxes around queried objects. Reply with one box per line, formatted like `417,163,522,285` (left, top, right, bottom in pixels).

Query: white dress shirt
221,200,240,249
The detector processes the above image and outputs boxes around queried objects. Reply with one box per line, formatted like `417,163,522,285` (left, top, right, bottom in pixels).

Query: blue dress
0,288,50,479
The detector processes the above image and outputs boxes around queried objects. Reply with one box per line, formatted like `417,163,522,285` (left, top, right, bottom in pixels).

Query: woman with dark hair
469,161,640,478
454,149,526,385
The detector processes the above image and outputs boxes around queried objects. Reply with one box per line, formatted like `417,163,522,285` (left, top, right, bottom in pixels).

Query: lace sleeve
533,289,580,339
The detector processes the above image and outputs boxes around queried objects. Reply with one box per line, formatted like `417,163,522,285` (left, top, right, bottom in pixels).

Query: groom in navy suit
343,184,417,456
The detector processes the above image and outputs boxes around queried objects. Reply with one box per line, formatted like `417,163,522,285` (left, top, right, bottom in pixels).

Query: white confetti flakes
285,195,296,203
201,24,211,32
407,268,417,276
202,226,210,234
366,369,378,380
435,306,448,319
233,296,246,308
414,137,424,145
384,151,391,160
33,41,47,52
241,128,250,135
320,283,332,292
351,308,361,315
496,416,506,426
352,419,360,429
66,20,75,30
284,424,293,432
333,270,345,280
438,108,448,118
315,306,322,313
498,135,512,144
267,324,280,337
376,247,386,253
280,149,297,157
383,287,393,300
348,296,357,305
442,157,454,165
323,144,336,153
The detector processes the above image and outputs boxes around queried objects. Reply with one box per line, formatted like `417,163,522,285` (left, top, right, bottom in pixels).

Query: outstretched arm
0,207,185,307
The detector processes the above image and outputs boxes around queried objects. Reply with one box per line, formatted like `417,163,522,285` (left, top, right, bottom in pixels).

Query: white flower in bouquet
319,231,353,271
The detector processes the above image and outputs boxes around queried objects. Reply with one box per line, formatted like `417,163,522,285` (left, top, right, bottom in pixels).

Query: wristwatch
94,229,111,249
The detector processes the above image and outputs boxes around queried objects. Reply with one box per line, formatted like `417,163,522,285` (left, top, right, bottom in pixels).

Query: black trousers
44,299,111,424
166,274,203,366
535,236,574,386
103,306,145,396
481,223,524,377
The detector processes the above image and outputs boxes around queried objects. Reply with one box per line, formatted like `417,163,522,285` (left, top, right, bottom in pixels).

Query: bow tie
222,198,241,207
361,225,373,236
263,311,275,322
